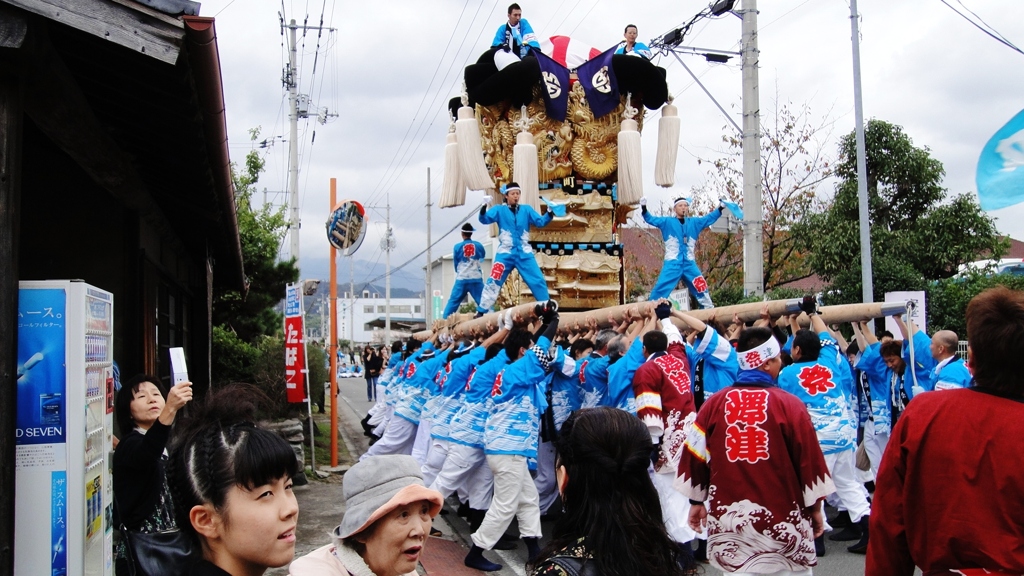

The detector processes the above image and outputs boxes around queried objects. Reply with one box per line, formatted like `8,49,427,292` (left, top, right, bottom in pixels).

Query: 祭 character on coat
476,183,554,316
443,223,487,319
640,195,724,308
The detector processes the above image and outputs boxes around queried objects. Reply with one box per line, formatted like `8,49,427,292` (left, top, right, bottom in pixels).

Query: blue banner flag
534,50,571,122
576,47,620,119
541,196,567,217
977,108,1024,211
721,200,744,220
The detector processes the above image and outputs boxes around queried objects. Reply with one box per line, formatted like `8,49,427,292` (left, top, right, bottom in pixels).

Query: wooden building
1,0,244,566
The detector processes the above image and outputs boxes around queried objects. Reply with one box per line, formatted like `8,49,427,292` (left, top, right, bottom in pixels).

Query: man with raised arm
476,183,554,316
640,195,725,308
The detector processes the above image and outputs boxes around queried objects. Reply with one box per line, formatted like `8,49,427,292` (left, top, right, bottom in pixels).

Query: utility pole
426,167,432,325
285,19,300,262
850,0,874,304
741,0,764,297
383,195,393,345
281,15,337,264
349,255,355,343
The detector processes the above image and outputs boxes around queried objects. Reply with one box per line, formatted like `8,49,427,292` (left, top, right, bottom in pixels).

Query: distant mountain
299,255,425,293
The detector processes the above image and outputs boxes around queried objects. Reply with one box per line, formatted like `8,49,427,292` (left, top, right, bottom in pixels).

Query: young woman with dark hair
167,384,299,576
531,407,695,576
112,374,193,576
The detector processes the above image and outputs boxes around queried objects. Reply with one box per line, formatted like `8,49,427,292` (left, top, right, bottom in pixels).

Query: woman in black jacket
112,374,193,575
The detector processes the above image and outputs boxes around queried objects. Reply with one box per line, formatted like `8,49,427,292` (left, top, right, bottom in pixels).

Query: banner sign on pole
284,284,307,403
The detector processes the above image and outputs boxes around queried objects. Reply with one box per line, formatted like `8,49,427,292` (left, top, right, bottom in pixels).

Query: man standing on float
443,223,487,319
476,183,553,316
640,195,724,308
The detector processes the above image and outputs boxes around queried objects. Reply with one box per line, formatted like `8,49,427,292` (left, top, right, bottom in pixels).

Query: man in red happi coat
676,326,834,575
633,301,700,547
867,286,1024,575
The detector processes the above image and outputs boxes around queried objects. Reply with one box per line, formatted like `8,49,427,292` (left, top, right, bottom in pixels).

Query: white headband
673,197,692,207
737,337,781,371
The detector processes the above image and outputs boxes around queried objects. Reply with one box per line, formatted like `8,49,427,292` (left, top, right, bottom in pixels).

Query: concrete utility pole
383,194,393,345
285,19,300,262
741,0,764,297
349,255,355,343
850,0,874,304
426,167,432,324
281,16,337,264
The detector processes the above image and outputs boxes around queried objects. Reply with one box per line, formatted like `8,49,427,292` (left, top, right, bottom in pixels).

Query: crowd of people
352,283,1023,575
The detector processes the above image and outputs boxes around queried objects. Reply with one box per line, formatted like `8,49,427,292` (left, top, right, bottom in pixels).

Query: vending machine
15,280,115,576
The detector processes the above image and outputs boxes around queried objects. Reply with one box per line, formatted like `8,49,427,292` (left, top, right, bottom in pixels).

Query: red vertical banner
284,284,307,403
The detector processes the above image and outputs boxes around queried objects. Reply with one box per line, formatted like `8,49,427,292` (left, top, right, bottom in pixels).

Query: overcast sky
197,0,1024,287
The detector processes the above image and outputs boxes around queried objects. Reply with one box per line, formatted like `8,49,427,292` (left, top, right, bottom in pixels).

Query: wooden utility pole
0,7,27,570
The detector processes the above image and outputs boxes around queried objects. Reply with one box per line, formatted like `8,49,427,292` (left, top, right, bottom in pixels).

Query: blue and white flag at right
977,108,1024,211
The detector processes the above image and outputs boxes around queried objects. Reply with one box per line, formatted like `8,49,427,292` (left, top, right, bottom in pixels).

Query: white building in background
426,237,496,320
337,288,426,346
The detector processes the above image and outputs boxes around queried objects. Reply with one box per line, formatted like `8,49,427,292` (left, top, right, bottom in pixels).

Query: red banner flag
284,284,307,403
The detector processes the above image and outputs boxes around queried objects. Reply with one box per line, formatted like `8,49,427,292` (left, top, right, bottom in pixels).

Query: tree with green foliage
927,270,1024,338
212,128,299,390
796,120,1006,305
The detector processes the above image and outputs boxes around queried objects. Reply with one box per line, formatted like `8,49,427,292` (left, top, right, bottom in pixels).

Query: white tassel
617,93,643,205
512,106,541,212
655,98,680,188
440,130,465,208
455,98,494,191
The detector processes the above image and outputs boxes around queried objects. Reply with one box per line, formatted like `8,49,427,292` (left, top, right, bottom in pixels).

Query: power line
939,0,1024,56
360,206,479,286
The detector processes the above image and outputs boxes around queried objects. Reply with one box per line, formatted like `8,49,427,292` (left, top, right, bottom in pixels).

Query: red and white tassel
440,127,465,208
512,106,541,212
655,96,680,188
455,87,494,191
617,93,643,205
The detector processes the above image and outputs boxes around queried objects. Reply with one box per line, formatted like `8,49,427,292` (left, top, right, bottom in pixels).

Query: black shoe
523,537,541,563
828,524,862,541
456,501,471,518
474,311,485,319
847,516,869,554
814,535,826,557
468,508,487,533
830,509,853,528
430,527,443,537
694,539,707,562
465,545,502,572
438,508,450,516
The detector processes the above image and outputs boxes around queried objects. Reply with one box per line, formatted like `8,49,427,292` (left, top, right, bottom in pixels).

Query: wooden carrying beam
414,299,910,341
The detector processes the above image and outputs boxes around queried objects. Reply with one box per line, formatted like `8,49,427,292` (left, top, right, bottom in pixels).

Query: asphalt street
330,375,882,576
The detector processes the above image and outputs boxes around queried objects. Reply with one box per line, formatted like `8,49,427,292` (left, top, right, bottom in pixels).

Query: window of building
363,305,374,313
414,305,422,314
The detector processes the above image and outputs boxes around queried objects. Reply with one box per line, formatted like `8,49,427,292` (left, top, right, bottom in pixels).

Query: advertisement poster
284,285,307,403
17,288,67,446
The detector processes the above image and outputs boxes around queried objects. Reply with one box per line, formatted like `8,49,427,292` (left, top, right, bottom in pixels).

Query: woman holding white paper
112,374,193,575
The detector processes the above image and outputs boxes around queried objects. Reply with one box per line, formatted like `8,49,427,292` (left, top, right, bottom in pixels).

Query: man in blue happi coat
443,223,487,319
641,195,725,308
615,24,652,59
492,3,540,60
476,183,554,316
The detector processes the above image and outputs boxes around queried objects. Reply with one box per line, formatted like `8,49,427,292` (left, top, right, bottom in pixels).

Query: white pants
863,419,890,478
651,470,700,543
430,443,494,509
535,440,559,515
370,405,394,436
361,416,416,460
472,454,542,550
422,437,449,487
411,420,432,466
823,449,871,523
